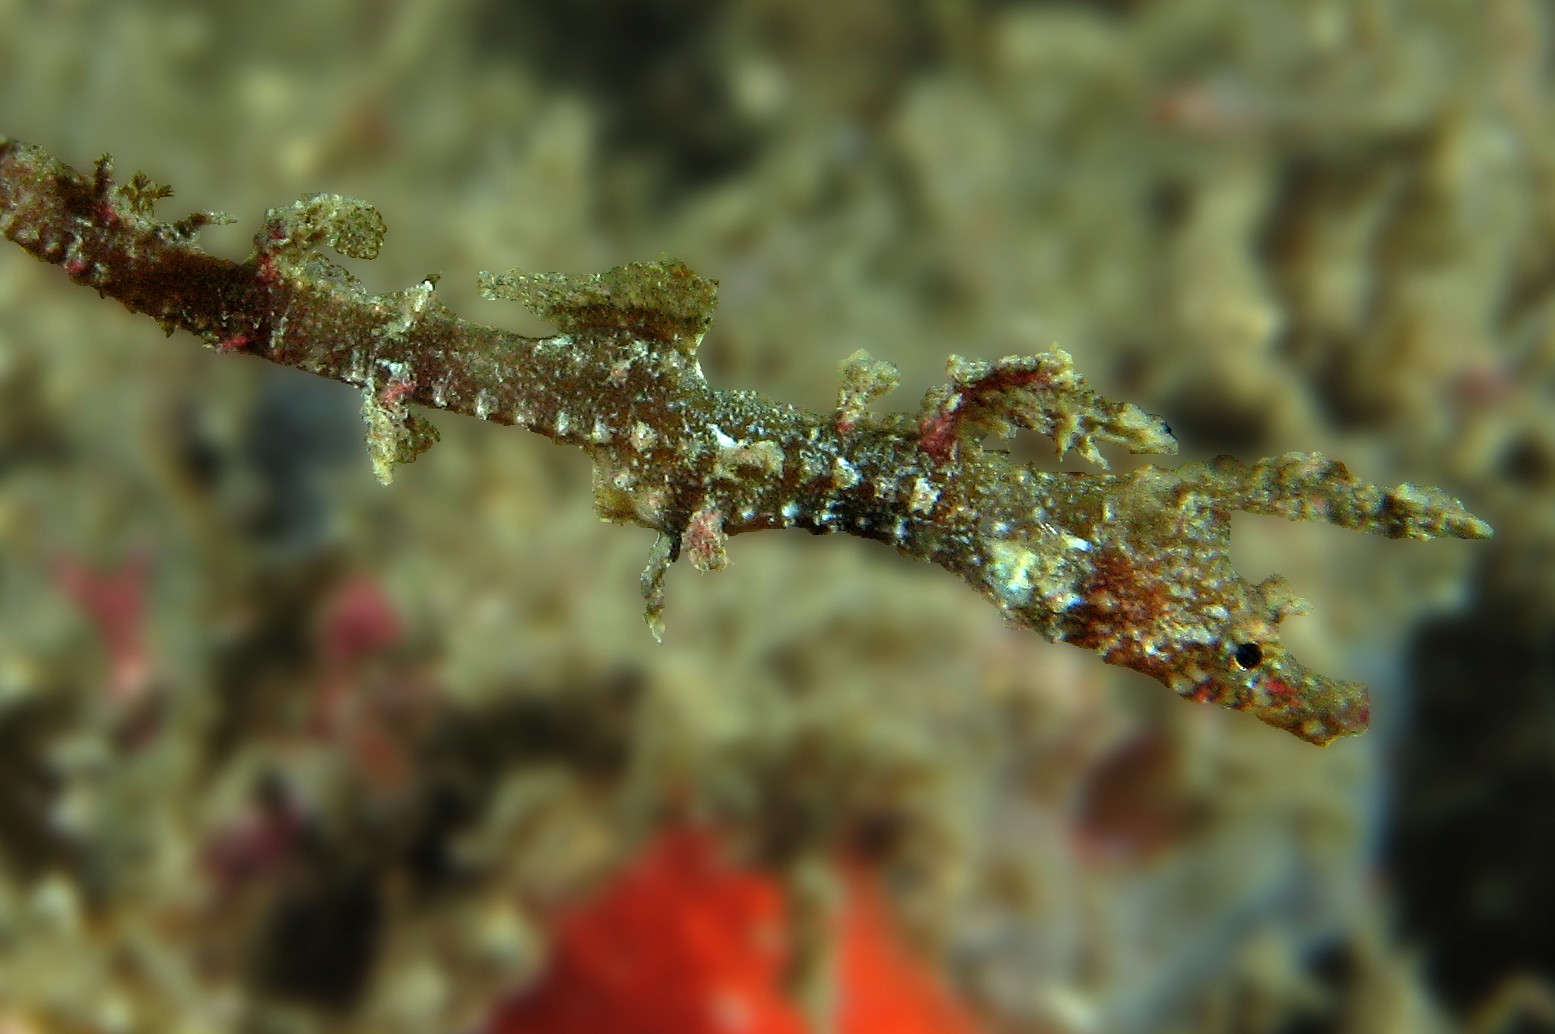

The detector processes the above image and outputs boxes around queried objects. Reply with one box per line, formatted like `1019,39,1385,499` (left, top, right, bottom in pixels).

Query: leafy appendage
915,349,1178,465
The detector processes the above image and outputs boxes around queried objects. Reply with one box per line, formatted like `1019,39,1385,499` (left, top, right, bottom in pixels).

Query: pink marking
203,794,304,892
321,575,403,672
916,364,1051,461
685,504,728,571
1264,676,1296,698
916,411,957,460
55,551,152,707
378,377,416,407
313,576,400,747
260,255,286,286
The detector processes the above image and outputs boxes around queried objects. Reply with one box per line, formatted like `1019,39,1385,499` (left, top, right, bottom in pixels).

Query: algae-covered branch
0,135,1492,745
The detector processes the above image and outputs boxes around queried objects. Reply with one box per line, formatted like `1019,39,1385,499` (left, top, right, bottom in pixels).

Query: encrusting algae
0,135,1491,746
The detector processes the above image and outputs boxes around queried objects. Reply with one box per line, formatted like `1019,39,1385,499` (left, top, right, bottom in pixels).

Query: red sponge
485,828,978,1034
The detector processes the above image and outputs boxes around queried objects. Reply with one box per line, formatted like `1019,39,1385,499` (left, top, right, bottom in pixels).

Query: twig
0,136,1492,745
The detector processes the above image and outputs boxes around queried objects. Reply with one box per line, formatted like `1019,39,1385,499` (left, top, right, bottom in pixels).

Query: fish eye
1232,642,1263,670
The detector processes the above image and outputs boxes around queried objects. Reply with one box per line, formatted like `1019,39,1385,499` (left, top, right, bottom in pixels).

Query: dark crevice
1387,549,1555,1015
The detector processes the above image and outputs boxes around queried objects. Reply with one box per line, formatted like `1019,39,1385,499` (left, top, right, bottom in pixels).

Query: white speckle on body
631,422,659,452
907,477,940,516
832,456,860,490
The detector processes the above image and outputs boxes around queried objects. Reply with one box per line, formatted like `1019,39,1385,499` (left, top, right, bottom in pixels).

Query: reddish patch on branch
1064,546,1171,670
1264,675,1296,698
917,364,1052,461
255,252,280,286
93,197,121,229
916,410,959,460
378,377,416,407
684,503,729,572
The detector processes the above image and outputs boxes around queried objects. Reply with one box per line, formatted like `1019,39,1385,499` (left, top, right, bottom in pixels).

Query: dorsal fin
479,256,716,353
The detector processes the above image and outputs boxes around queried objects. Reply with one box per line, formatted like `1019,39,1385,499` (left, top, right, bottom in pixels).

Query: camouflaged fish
0,135,1492,745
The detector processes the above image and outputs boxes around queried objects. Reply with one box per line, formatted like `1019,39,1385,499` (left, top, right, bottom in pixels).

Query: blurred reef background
0,1,1550,1032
